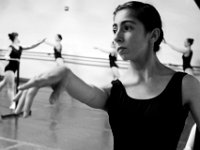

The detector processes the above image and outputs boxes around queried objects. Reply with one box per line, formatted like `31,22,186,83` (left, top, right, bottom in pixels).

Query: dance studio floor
0,87,113,150
0,76,198,150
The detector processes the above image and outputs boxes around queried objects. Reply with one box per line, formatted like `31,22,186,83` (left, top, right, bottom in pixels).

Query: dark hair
113,1,163,52
57,34,62,41
187,38,194,46
8,32,18,42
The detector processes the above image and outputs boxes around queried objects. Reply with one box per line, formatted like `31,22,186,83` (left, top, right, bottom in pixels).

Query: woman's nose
113,30,124,44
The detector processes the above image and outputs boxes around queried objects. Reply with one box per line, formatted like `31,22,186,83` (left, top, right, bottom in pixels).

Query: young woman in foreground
13,1,200,150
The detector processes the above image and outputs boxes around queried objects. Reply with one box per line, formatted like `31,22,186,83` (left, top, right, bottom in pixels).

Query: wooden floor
0,87,113,150
0,81,196,150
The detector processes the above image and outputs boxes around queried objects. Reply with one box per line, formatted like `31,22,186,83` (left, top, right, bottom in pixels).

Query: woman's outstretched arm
22,38,45,50
14,65,110,117
163,40,188,53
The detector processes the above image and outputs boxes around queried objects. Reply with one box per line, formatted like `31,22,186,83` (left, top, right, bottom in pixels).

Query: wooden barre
0,58,20,62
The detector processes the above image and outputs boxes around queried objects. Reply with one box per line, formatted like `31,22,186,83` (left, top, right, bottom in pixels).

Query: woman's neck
186,45,192,51
127,55,163,82
12,43,20,49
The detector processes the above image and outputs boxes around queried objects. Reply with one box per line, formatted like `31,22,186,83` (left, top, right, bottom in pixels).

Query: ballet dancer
0,32,45,110
94,41,120,79
45,34,64,66
164,38,194,75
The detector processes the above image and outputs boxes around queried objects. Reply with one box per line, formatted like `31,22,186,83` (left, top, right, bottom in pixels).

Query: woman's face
184,39,190,47
14,36,20,44
55,35,58,41
55,35,60,41
113,9,152,61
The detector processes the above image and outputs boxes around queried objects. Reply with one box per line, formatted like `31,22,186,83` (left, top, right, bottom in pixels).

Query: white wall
0,0,200,78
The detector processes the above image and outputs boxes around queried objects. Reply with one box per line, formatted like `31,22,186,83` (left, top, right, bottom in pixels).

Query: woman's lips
117,47,126,54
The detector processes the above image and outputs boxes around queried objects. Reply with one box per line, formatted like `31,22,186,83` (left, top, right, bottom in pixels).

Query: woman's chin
120,55,129,61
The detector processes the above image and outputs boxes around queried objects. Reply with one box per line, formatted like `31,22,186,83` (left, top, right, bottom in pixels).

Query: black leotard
105,72,188,150
109,53,118,68
54,46,62,59
182,50,193,71
4,45,22,73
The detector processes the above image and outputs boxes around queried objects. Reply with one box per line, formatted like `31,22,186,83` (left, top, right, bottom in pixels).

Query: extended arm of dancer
163,40,188,54
13,65,110,117
94,42,116,54
44,40,55,47
94,47,112,54
22,38,45,50
0,48,10,51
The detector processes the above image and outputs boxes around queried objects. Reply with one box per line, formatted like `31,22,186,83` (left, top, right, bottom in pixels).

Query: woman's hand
13,66,69,117
40,38,46,44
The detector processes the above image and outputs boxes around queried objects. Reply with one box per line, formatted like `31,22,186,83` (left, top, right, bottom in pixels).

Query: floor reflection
0,88,113,150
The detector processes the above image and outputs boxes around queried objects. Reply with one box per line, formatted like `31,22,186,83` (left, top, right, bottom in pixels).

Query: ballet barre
0,57,20,62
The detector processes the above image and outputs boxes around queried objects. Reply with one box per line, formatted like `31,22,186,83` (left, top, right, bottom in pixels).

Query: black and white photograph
0,0,200,149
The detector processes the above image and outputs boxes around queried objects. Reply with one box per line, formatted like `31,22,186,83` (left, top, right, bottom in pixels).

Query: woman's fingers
13,66,69,117
23,87,38,117
49,86,60,104
18,76,43,90
18,74,51,90
13,91,23,102
49,92,57,105
49,82,65,104
18,66,68,91
14,88,39,117
14,90,27,114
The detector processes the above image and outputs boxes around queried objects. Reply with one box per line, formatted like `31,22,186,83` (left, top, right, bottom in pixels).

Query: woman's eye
113,24,133,34
113,27,117,34
123,25,132,31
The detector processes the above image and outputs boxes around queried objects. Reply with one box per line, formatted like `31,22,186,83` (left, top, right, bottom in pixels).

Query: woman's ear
150,28,160,43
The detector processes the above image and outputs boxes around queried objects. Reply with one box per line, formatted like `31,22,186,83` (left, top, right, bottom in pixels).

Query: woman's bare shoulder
182,74,200,104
